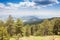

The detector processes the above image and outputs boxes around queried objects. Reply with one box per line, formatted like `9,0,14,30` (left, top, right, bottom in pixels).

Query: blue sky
0,0,60,18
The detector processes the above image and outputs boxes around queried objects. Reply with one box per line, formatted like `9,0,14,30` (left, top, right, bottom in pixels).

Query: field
10,35,60,40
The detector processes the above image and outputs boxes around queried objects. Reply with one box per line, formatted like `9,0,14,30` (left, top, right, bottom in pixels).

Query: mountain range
21,16,43,24
0,15,60,24
0,15,43,24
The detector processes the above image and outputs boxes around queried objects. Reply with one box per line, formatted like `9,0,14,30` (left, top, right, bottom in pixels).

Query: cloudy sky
0,0,60,18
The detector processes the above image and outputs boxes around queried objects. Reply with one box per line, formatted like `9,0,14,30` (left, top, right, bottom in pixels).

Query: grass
10,35,60,40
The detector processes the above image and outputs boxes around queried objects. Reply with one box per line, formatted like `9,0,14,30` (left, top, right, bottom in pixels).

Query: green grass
10,35,60,40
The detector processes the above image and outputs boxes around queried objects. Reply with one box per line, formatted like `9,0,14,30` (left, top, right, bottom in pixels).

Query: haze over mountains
0,15,55,20
0,15,43,21
0,15,60,24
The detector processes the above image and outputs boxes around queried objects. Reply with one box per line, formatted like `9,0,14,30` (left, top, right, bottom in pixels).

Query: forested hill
0,15,60,40
23,17,60,25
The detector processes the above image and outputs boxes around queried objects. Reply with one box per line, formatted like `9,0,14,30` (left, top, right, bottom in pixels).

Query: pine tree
15,18,23,37
5,15,15,36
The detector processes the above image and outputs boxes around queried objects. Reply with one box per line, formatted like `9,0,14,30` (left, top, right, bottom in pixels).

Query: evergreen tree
15,18,23,37
53,19,60,35
5,15,15,36
25,24,31,36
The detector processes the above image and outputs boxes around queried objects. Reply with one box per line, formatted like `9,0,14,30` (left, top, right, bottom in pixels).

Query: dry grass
10,35,60,40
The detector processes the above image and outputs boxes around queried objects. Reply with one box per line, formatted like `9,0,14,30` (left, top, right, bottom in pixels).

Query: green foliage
5,15,15,36
53,19,60,35
25,24,31,36
0,15,60,40
15,18,23,37
0,26,10,40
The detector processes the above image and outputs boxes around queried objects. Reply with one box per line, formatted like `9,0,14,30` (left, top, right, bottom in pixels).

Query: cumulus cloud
0,0,60,9
32,0,60,8
0,3,5,9
0,2,35,9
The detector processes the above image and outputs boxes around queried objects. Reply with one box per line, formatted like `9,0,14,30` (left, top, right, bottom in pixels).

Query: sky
0,0,60,18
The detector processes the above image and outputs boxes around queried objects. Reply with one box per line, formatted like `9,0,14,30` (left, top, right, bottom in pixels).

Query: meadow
10,35,60,40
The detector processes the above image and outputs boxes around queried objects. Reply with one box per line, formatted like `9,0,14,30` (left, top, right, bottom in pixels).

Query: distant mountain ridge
21,16,43,24
0,15,43,24
0,15,60,24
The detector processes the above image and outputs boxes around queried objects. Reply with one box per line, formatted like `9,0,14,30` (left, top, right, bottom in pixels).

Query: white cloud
0,8,60,17
50,0,59,3
0,2,35,9
0,0,59,9
0,0,60,20
0,6,60,19
32,0,60,8
0,3,5,9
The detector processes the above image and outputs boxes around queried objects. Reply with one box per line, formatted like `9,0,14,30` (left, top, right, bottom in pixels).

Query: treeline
0,15,60,40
